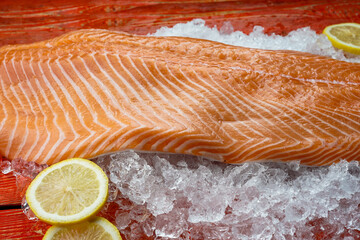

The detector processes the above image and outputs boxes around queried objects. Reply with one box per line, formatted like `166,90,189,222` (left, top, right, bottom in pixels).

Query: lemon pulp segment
26,158,109,225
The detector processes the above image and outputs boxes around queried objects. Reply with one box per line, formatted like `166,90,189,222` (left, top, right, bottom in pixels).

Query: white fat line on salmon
306,137,360,165
312,105,360,133
112,54,165,126
221,139,256,158
102,54,156,126
348,91,360,101
102,127,148,152
2,52,20,157
208,69,288,140
250,139,318,162
265,86,337,139
134,129,189,151
37,60,67,162
230,66,360,86
0,90,6,132
54,57,103,146
183,139,230,153
148,59,224,137
227,76,324,142
137,129,198,151
128,128,171,150
86,126,127,157
177,68,231,141
203,71,257,140
314,92,360,120
19,53,41,161
266,96,339,139
127,56,186,128
92,52,151,126
206,69,279,139
265,138,339,164
188,68,249,141
46,58,83,152
314,139,352,164
9,85,29,158
237,83,319,140
0,61,11,136
161,63,223,139
10,56,22,82
119,127,161,149
136,57,204,130
303,106,356,136
197,70,250,136
266,80,352,136
171,66,228,139
234,139,289,161
79,56,129,128
328,91,358,103
327,141,360,165
230,137,272,161
293,77,360,86
31,73,58,162
67,56,119,125
120,55,176,128
150,130,201,151
61,58,114,163
96,53,149,126
22,63,45,161
165,134,220,153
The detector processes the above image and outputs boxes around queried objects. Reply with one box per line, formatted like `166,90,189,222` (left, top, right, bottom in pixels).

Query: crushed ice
6,19,360,239
152,19,360,63
93,151,360,240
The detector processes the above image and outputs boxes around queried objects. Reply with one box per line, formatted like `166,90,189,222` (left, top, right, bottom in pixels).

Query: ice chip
115,211,131,230
22,199,37,221
147,187,175,215
155,209,187,238
108,182,119,202
220,21,234,35
188,196,227,223
0,159,12,174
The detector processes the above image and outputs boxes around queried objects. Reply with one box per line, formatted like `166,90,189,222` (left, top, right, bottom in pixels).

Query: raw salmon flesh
0,29,359,166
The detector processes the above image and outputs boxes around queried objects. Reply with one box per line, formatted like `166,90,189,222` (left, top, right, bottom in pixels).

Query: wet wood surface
1,0,360,46
1,0,360,239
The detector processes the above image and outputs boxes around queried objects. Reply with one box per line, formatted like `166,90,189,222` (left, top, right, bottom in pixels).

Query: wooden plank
0,0,359,46
0,209,49,239
0,174,21,207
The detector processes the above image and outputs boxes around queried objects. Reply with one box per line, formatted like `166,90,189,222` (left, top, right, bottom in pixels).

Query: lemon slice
26,158,109,225
43,217,122,240
323,23,360,55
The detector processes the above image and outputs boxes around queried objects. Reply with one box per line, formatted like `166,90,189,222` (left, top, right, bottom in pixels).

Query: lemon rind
42,217,122,240
323,23,360,55
25,158,109,225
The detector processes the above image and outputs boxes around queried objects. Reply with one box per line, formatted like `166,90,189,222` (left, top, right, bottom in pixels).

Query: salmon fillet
0,29,359,166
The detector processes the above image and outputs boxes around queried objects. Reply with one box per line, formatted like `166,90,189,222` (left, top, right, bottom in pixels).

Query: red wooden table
1,0,360,239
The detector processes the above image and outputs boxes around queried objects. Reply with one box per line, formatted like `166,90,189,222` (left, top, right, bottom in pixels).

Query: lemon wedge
43,216,122,240
26,158,109,225
323,23,360,55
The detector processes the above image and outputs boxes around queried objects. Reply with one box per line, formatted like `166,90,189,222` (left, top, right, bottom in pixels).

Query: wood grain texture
0,0,360,46
0,174,21,206
0,209,49,239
